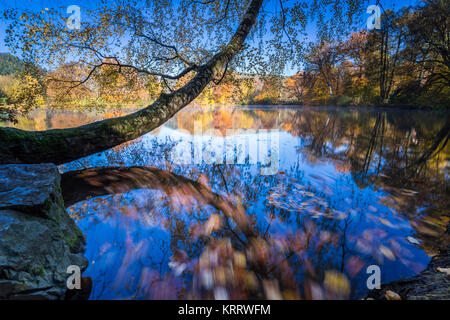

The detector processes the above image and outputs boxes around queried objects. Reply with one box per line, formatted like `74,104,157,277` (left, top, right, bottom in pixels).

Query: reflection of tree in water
64,156,358,299
286,109,449,255
62,107,448,299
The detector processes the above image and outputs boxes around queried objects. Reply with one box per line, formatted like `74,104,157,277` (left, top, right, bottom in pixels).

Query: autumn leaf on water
233,252,246,268
323,270,350,299
385,290,401,300
411,220,441,237
406,236,421,245
379,218,395,228
379,245,396,261
345,256,366,277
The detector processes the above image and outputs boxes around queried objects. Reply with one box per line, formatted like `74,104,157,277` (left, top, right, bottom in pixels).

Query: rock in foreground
0,164,88,300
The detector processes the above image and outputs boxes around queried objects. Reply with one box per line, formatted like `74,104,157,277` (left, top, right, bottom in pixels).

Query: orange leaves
323,271,351,299
233,252,246,268
246,238,270,266
193,239,254,299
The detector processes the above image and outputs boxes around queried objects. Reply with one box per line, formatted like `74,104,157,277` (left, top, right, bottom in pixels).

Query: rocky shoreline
367,224,450,300
0,163,89,299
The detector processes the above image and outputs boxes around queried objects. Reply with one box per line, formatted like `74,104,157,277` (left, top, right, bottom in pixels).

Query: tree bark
61,166,256,238
0,0,264,165
61,166,225,208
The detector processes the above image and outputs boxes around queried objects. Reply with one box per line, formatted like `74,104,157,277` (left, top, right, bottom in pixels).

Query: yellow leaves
323,270,350,299
385,290,401,300
1,73,43,116
233,252,246,268
410,219,441,237
283,290,301,300
213,267,227,287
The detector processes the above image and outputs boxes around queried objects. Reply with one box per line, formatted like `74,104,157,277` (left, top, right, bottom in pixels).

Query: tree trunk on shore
0,0,264,165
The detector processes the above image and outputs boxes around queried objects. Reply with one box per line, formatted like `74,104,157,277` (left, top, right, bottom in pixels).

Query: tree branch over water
0,0,372,164
0,0,264,164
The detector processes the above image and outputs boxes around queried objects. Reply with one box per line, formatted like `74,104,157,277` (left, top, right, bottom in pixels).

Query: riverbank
367,223,450,300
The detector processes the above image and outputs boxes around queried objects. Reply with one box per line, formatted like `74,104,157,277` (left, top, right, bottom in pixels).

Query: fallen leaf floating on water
345,256,366,277
410,220,441,237
436,267,450,275
398,188,418,196
379,245,396,261
168,261,187,276
406,236,421,245
283,290,301,300
233,252,246,268
378,218,395,228
422,216,447,228
323,270,350,299
385,290,401,300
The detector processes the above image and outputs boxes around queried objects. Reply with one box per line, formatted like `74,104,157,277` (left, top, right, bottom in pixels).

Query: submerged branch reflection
21,106,448,299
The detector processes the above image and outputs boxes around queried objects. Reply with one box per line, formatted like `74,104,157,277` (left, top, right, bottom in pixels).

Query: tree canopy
0,52,25,75
0,0,370,164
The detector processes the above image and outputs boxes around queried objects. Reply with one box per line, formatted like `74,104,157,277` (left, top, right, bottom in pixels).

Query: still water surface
9,106,450,299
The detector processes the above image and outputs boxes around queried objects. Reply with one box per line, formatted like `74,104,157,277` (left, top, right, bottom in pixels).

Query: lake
8,106,449,299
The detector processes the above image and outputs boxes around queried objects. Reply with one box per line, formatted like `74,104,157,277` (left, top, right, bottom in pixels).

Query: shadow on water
10,106,450,299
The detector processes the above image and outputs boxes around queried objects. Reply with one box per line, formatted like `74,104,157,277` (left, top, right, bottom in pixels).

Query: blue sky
0,0,421,75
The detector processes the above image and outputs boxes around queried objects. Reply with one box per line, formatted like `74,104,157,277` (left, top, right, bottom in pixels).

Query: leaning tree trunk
0,0,264,165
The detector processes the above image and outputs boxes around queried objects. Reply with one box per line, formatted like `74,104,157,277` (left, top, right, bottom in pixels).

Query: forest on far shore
0,0,449,124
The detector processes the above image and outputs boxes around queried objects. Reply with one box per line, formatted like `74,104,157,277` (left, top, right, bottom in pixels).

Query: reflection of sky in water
72,190,184,299
54,107,448,299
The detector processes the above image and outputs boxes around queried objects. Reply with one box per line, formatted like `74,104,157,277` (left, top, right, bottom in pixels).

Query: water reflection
9,106,449,299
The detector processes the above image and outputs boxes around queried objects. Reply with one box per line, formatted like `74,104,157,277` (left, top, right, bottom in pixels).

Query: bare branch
216,0,231,24
278,0,294,49
192,0,218,4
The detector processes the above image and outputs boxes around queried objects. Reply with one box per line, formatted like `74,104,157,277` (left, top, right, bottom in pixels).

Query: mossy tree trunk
0,0,264,165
